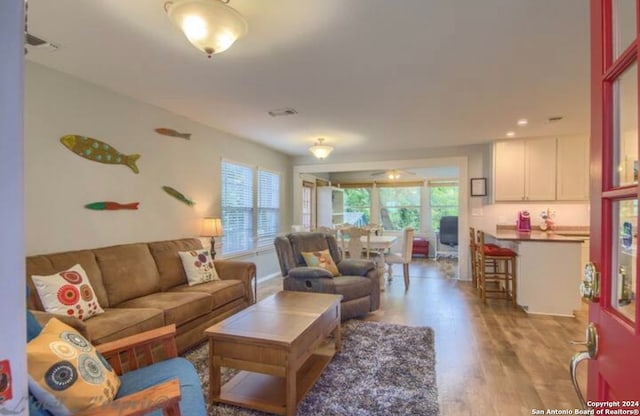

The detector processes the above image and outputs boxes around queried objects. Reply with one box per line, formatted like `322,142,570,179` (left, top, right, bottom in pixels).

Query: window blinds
221,161,253,254
257,169,280,247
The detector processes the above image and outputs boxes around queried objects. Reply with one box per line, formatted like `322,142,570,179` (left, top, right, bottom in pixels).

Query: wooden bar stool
476,230,517,307
469,227,479,287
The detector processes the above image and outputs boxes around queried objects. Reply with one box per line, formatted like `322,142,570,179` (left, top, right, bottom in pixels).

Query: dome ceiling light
309,138,334,159
165,0,248,58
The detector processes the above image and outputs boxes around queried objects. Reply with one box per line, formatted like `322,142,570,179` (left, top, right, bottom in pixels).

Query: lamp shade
201,217,224,237
309,138,334,159
165,0,248,58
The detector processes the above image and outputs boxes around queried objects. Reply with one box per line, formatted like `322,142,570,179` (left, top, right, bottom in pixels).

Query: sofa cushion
84,308,165,345
168,280,245,309
178,249,220,286
27,250,110,309
94,243,161,306
27,318,121,416
332,276,373,302
148,238,203,290
116,357,206,416
31,264,105,321
117,292,211,326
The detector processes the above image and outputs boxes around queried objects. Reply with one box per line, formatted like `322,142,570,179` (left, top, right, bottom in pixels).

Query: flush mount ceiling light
309,138,334,159
517,118,528,126
164,0,248,58
506,131,516,138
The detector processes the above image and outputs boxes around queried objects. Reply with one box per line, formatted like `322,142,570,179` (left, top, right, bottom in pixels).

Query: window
257,169,280,247
429,181,459,230
221,161,281,255
221,161,253,254
343,188,371,226
379,186,421,231
301,181,314,230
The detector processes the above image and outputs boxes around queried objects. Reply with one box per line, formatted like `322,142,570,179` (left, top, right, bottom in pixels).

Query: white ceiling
26,0,591,157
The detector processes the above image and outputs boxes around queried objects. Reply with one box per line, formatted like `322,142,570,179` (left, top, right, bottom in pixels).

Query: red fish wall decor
154,128,191,140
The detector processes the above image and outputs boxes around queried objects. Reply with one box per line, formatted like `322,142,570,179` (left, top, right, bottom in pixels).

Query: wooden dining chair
476,230,517,307
341,227,371,259
385,227,415,290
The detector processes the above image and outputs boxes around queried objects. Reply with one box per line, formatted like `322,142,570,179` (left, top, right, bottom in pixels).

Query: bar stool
469,227,499,288
476,230,517,307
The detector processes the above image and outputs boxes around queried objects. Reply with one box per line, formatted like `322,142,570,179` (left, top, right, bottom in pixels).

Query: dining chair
384,227,415,290
340,226,371,259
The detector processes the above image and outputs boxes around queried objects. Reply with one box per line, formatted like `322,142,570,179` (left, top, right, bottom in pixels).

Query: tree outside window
430,184,459,230
379,186,421,231
343,188,371,226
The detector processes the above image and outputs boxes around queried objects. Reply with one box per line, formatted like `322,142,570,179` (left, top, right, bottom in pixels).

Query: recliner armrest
288,267,334,279
337,259,376,276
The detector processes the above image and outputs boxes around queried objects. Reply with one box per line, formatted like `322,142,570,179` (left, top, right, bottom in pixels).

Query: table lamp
201,217,224,259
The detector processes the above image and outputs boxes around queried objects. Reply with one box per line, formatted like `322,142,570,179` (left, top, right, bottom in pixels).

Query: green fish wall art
60,135,141,174
162,186,195,206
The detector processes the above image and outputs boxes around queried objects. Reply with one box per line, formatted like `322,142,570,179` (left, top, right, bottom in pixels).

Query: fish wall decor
162,186,195,206
60,135,141,174
154,128,191,140
85,201,140,211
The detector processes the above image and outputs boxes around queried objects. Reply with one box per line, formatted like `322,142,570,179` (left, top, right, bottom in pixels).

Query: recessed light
517,118,528,126
506,131,515,137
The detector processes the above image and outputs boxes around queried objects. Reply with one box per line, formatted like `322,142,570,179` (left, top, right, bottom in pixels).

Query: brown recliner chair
274,232,380,320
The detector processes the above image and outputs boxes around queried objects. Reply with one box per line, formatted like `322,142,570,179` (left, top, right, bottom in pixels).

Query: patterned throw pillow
301,249,340,277
27,318,121,416
31,264,104,321
178,249,220,286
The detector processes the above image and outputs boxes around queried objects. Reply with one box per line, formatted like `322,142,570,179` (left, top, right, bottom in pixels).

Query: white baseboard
257,272,281,283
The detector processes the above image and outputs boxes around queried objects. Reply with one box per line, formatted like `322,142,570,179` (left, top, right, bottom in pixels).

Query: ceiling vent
268,108,298,117
25,33,59,53
547,116,563,123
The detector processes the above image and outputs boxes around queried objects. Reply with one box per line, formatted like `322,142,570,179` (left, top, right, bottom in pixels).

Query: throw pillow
31,264,104,321
301,249,340,277
179,249,220,286
27,318,121,416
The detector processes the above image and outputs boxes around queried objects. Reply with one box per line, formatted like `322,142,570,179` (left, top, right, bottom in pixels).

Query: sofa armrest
337,259,376,276
214,260,256,303
96,324,178,376
74,379,181,416
29,310,91,342
288,267,334,279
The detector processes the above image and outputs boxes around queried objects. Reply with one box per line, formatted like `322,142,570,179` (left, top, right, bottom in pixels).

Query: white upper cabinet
525,137,557,201
494,136,589,202
556,136,589,201
494,140,527,201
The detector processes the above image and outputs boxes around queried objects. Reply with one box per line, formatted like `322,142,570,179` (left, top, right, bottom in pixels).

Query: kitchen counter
483,225,589,317
487,230,589,242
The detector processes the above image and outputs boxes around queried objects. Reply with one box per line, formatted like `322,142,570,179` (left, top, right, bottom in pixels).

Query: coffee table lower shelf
215,352,333,415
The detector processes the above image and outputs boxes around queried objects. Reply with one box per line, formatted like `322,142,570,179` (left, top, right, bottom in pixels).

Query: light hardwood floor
259,259,589,415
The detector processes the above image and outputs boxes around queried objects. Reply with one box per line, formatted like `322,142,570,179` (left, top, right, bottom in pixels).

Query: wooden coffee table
205,291,343,416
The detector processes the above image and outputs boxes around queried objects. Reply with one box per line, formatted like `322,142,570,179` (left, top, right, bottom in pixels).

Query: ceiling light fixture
309,138,334,159
506,131,515,137
517,118,528,126
165,0,248,58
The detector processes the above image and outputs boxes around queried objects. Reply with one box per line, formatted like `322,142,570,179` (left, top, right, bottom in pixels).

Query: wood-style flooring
259,258,589,415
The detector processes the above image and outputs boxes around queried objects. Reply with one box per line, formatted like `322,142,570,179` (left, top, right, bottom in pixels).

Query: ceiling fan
370,169,416,180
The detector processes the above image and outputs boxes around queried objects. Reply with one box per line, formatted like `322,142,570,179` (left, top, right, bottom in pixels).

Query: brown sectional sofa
26,238,255,353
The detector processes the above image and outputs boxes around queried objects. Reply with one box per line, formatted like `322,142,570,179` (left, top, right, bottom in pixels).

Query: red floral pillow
31,264,104,321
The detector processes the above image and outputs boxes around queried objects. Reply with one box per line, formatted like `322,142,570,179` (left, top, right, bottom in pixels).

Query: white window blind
222,161,253,254
257,170,280,247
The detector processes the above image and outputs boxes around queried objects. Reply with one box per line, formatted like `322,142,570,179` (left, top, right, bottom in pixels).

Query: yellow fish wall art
60,135,140,174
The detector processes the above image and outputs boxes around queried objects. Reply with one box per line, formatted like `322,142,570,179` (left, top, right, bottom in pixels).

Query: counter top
486,230,589,242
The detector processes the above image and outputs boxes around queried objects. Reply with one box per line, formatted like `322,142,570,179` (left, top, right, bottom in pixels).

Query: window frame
221,160,281,256
428,180,459,231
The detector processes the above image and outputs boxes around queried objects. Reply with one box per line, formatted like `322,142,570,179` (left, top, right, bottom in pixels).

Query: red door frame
589,0,640,402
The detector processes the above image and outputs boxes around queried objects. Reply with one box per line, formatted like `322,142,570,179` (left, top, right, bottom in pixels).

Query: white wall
0,0,27,411
25,62,292,278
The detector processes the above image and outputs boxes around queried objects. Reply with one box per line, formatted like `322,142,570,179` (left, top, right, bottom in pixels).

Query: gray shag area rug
183,320,439,416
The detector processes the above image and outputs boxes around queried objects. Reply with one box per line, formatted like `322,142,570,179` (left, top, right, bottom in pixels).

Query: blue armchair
27,312,206,416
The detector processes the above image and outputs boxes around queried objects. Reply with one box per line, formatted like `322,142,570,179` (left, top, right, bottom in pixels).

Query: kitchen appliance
516,210,532,232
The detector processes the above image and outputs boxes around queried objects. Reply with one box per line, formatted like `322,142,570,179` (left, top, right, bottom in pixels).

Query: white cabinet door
556,136,589,200
316,187,333,227
494,140,526,201
525,137,557,201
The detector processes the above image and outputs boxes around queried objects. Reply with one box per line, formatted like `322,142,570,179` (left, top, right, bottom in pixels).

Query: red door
585,0,640,407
